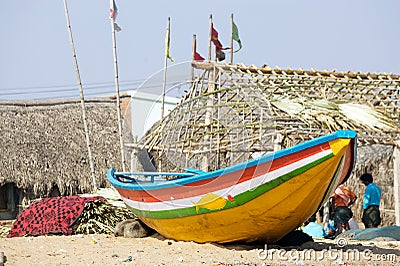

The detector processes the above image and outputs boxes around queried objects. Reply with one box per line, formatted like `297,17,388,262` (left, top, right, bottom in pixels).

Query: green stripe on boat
125,153,333,219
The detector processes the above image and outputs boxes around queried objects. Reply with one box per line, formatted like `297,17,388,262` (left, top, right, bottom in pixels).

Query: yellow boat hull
108,131,356,243
140,141,347,243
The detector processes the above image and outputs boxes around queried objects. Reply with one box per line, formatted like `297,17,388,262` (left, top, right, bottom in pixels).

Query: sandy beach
1,232,399,266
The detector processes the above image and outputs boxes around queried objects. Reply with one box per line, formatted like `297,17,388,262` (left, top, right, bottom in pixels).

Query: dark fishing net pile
71,200,136,235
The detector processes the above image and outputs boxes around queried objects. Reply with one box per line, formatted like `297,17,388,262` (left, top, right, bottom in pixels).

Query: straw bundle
0,225,11,238
72,200,136,235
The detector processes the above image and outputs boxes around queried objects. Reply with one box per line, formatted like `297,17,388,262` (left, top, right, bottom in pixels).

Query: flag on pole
165,18,174,62
194,51,205,61
232,21,242,52
110,0,121,32
211,25,229,50
193,34,205,62
193,38,205,61
211,24,228,61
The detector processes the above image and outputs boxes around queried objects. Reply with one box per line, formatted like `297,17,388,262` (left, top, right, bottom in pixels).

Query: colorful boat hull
107,130,357,243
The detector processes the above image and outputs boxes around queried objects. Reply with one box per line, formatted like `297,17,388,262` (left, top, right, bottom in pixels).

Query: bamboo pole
110,1,126,172
394,140,400,225
208,14,212,61
214,42,217,62
230,13,234,64
191,34,196,81
161,17,170,119
63,0,97,191
192,34,197,62
202,65,216,172
216,74,221,168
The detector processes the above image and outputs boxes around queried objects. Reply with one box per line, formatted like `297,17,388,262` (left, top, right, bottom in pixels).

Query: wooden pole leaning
63,0,97,191
110,8,126,172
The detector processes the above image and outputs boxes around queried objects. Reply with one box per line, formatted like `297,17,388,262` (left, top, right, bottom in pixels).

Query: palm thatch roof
0,97,131,199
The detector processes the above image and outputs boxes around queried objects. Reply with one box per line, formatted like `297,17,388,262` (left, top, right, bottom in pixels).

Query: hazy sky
1,0,400,100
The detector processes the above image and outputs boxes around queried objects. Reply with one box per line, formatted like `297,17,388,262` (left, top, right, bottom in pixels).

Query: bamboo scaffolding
136,61,400,174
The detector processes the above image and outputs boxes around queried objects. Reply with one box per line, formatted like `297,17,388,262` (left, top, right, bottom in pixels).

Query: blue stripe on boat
107,130,356,191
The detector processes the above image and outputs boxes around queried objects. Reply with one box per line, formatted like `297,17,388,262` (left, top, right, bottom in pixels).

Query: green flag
232,21,242,53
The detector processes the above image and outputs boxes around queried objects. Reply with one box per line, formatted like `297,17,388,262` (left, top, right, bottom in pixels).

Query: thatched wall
345,144,395,226
0,97,131,200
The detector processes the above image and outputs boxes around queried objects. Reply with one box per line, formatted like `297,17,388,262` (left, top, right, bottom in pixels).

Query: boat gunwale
107,130,356,190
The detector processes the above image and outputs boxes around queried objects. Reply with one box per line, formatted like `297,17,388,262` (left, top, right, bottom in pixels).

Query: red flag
211,25,229,50
193,37,205,61
194,51,205,61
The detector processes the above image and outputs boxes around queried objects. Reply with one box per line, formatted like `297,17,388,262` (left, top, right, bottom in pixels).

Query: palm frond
339,103,397,131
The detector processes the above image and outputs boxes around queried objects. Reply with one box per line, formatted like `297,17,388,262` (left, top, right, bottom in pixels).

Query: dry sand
0,233,399,266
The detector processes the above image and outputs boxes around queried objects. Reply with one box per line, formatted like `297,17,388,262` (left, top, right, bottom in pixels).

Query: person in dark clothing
360,173,382,228
329,184,357,237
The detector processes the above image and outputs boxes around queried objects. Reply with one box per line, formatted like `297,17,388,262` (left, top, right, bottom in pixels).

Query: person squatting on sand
360,173,382,228
302,214,326,238
329,184,357,237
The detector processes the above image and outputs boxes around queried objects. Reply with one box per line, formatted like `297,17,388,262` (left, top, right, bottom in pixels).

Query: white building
128,90,180,140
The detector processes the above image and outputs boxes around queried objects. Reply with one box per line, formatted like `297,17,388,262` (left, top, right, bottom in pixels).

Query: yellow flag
165,18,174,62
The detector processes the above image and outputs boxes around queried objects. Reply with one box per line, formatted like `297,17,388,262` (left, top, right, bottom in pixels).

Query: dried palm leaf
271,97,397,133
339,103,397,131
270,97,304,116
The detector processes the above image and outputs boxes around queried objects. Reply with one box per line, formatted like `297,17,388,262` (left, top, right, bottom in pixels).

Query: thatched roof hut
0,97,132,211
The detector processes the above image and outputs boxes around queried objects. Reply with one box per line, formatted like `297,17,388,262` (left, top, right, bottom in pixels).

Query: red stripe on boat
117,142,331,202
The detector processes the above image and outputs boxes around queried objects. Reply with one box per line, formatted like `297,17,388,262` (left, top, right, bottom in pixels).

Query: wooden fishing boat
107,130,357,243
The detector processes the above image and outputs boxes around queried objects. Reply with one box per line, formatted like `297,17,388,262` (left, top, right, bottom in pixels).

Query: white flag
110,0,121,32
